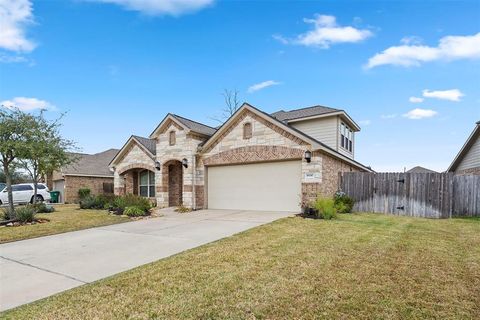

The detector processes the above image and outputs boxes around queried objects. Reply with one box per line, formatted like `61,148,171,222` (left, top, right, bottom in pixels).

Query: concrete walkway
0,209,293,311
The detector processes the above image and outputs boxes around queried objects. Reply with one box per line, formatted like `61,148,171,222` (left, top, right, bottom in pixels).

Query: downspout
192,154,196,210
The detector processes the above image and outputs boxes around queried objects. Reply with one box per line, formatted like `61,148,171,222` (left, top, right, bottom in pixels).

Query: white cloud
274,14,372,48
247,80,281,93
86,0,214,16
409,96,424,103
422,89,464,102
0,0,36,52
1,97,56,111
381,114,397,119
366,32,480,68
358,120,371,126
403,108,437,120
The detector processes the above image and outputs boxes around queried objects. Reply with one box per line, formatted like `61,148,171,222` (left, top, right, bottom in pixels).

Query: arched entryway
117,165,156,198
162,160,183,207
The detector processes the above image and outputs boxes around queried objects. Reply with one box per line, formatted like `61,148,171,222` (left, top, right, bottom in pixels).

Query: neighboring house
47,149,119,203
110,103,372,212
407,166,438,173
447,121,480,175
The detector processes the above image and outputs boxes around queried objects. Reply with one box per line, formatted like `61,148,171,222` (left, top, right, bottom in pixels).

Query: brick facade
63,175,114,203
301,151,360,205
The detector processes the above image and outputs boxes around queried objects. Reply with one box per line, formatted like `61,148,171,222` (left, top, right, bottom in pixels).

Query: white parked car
0,183,51,205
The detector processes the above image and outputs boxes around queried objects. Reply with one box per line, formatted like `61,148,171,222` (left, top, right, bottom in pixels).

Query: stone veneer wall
154,122,206,208
114,144,156,195
64,175,114,203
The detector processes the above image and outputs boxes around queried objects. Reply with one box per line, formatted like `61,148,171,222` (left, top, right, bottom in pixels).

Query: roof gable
271,105,360,131
448,121,480,172
110,136,156,166
200,103,319,154
149,114,216,138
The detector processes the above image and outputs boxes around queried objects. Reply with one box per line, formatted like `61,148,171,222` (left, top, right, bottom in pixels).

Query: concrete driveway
0,209,293,311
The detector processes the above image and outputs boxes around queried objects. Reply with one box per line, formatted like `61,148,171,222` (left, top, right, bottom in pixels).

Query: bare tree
210,89,242,123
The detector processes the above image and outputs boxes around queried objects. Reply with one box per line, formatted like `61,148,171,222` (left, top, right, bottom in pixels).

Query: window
139,170,155,197
169,131,176,146
340,122,353,153
37,184,46,190
12,185,33,191
243,122,252,139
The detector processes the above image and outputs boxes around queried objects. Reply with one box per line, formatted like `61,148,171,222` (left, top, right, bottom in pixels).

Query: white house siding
457,134,480,172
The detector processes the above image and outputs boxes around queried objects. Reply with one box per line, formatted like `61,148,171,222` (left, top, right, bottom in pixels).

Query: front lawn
0,204,130,244
2,213,479,319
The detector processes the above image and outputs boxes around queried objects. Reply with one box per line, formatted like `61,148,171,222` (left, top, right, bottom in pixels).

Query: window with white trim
340,122,353,153
139,170,155,197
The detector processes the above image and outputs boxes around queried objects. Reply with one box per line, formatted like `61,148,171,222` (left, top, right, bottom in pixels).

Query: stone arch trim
203,146,305,166
117,163,156,175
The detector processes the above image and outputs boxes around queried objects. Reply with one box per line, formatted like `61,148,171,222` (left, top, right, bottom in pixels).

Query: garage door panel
207,161,301,212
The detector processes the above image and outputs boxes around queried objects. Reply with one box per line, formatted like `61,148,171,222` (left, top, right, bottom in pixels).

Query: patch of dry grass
2,213,479,319
0,205,129,244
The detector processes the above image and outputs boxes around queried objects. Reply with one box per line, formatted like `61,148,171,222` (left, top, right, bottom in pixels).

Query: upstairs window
340,122,353,153
243,122,252,139
169,131,176,146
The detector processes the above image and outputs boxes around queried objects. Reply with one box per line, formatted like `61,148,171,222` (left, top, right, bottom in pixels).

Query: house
109,103,372,212
47,149,119,203
407,166,438,173
447,121,480,175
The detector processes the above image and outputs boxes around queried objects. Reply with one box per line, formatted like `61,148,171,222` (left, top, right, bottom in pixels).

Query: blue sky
1,0,479,171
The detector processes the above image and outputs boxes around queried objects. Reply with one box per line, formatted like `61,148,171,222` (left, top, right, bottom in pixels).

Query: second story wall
457,134,480,172
290,117,338,150
289,115,355,159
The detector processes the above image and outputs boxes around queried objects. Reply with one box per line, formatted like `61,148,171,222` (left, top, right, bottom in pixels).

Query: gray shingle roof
62,149,119,176
133,135,157,155
407,166,438,173
271,105,340,122
171,114,217,136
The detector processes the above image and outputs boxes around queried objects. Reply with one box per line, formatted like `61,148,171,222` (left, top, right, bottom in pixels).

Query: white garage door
207,160,301,212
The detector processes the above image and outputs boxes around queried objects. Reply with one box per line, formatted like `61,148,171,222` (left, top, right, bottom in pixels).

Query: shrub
113,194,152,213
15,206,36,223
124,206,146,217
175,205,192,213
78,188,91,200
32,203,55,213
314,198,337,220
79,196,103,210
334,192,355,213
1,207,15,220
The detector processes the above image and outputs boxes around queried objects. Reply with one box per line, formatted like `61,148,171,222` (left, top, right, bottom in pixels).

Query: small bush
2,207,15,220
124,206,146,217
334,192,355,213
113,194,152,212
79,196,102,210
314,198,337,220
32,203,55,213
78,188,91,200
15,206,36,223
175,205,192,213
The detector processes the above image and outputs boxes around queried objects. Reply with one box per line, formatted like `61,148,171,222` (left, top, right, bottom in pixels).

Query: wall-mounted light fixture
155,161,161,171
109,166,116,173
182,158,188,168
304,150,312,163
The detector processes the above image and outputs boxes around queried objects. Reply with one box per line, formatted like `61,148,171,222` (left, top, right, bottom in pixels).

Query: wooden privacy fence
340,172,480,218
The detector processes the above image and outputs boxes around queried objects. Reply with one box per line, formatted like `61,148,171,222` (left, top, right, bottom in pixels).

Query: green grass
2,213,480,319
0,204,130,244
